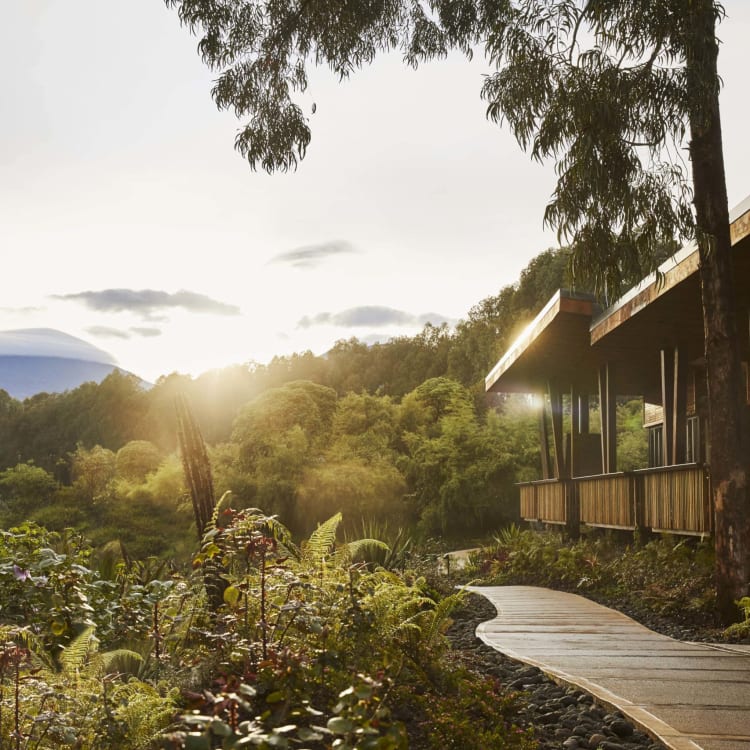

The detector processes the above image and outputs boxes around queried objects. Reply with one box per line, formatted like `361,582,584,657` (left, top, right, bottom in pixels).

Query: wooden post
634,472,648,537
571,386,581,478
673,346,688,465
548,382,566,479
598,363,617,473
565,479,580,539
661,348,676,465
539,394,551,480
579,393,590,435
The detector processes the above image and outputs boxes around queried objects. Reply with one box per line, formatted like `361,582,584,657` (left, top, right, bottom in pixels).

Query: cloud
270,240,356,269
0,306,44,314
86,326,131,339
86,325,162,339
130,327,162,338
298,305,454,329
53,289,241,319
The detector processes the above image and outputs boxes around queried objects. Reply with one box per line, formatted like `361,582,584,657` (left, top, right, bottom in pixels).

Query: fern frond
345,538,391,565
263,514,301,560
59,626,98,674
304,512,342,565
422,588,466,648
211,490,234,528
112,680,180,750
100,649,145,678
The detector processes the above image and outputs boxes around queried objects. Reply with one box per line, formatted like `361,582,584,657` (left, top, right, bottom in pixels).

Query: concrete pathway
469,586,750,750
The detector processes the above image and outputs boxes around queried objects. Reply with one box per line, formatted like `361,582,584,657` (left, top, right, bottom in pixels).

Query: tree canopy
166,0,719,293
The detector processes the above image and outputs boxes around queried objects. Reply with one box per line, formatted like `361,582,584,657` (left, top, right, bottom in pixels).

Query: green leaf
223,585,241,607
210,719,233,737
183,733,211,750
327,717,355,734
297,727,324,741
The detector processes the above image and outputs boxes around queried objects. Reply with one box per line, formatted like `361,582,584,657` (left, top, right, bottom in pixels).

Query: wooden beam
548,382,566,479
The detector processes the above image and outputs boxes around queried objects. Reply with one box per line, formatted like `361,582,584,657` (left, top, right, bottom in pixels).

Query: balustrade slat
518,465,710,534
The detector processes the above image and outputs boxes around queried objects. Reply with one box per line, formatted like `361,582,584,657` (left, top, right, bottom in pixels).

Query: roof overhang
485,290,601,394
589,199,750,400
485,193,750,400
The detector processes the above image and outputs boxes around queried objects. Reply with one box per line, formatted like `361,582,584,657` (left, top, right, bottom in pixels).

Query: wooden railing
635,464,712,534
519,479,566,524
518,464,711,535
577,472,634,529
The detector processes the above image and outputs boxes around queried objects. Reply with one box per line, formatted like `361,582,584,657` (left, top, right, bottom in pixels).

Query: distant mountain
0,329,141,400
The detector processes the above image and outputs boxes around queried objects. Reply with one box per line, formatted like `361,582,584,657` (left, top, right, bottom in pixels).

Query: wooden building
486,195,750,537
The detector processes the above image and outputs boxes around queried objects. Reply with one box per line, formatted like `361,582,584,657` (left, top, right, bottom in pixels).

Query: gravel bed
446,593,667,750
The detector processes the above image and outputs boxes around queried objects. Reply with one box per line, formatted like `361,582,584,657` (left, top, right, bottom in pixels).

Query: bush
470,528,717,625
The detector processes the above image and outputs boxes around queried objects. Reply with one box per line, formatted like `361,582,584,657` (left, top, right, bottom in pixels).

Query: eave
485,290,601,394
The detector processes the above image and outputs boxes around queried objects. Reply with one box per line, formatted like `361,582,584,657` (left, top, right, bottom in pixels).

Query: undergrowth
0,516,535,749
464,527,721,631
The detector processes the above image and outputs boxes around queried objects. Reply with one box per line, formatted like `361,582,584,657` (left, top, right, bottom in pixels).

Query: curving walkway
469,586,750,750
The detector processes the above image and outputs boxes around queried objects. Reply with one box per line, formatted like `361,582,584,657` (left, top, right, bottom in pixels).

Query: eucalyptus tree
166,0,748,617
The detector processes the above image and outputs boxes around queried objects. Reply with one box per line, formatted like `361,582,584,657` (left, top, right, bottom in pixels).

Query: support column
579,393,590,435
548,381,566,479
673,346,688,465
598,363,617,473
539,394,551,480
661,348,675,466
571,386,581,478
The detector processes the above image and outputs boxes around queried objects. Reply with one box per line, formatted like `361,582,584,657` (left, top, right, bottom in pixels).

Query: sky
2,2,750,383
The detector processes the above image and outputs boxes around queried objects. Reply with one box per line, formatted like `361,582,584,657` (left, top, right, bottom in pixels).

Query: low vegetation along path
469,585,750,750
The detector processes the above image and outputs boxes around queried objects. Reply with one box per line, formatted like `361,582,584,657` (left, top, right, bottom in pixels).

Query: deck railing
635,464,711,534
519,479,566,524
518,464,711,535
577,472,634,529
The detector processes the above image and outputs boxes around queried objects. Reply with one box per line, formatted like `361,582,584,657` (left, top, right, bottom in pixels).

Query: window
648,425,663,468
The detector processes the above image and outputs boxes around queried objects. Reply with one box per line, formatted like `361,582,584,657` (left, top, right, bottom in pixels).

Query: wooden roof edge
591,192,750,345
485,288,598,393
729,193,750,224
730,194,750,244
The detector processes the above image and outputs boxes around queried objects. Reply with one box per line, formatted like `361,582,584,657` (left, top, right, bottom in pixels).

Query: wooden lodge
486,195,750,537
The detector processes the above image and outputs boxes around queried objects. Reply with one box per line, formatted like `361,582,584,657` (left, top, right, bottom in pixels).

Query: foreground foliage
0,516,535,749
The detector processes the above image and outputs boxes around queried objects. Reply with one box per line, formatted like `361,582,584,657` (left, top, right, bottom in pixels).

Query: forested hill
0,248,571,473
0,250,567,472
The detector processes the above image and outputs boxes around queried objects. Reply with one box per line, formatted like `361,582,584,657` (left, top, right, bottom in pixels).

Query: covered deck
486,195,750,536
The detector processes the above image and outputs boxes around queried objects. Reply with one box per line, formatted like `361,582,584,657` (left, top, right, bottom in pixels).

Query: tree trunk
687,1,750,622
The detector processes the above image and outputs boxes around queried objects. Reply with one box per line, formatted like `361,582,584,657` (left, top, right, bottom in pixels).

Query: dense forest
0,247,648,557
